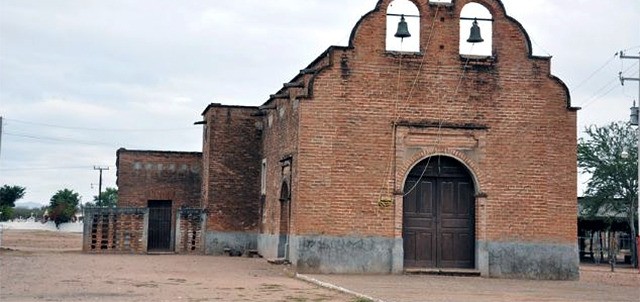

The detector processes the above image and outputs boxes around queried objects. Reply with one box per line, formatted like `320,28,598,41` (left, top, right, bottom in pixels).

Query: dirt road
2,229,638,302
0,230,355,302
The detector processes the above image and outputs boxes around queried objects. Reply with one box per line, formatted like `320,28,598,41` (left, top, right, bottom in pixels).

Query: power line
571,52,618,92
4,132,120,147
3,118,196,132
0,165,114,172
580,62,639,108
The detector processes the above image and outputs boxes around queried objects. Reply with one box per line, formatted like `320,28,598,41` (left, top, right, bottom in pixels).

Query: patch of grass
352,298,373,302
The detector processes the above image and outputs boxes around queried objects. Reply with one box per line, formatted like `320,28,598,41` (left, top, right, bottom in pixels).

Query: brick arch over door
398,149,484,195
402,155,475,269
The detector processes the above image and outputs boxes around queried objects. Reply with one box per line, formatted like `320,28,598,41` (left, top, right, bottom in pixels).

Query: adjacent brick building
113,0,579,280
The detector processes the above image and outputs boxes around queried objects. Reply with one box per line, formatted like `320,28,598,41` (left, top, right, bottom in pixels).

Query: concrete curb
295,274,386,302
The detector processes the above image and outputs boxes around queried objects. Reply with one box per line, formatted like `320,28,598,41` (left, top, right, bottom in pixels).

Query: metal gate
403,156,475,269
147,200,172,251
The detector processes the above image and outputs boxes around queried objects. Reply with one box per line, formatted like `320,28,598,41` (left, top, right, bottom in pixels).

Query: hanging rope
401,50,474,197
377,6,442,203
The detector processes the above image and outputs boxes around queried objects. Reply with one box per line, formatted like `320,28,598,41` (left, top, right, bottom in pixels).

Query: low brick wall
176,209,206,254
83,207,206,255
83,208,148,254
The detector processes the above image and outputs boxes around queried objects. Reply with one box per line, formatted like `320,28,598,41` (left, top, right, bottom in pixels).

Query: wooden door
403,156,475,269
277,182,291,259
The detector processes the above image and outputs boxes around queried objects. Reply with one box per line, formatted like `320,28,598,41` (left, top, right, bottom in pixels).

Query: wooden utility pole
0,116,3,159
93,166,109,206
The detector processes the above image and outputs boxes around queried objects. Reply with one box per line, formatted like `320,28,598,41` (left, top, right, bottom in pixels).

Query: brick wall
83,208,147,254
175,209,206,254
116,149,202,210
260,97,300,236
201,105,262,233
260,0,576,249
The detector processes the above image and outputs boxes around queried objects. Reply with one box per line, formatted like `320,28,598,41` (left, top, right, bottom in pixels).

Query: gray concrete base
260,233,578,280
204,231,258,255
391,237,404,274
257,233,279,259
290,235,395,274
480,241,579,280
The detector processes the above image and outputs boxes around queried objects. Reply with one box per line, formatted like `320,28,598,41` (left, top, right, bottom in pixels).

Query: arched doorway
403,156,475,269
277,181,291,259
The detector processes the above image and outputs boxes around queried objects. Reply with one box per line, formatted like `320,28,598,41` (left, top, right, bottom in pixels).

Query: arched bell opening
402,156,476,269
459,3,493,57
386,0,420,52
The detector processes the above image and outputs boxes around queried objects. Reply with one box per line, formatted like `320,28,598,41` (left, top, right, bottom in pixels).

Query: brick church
101,0,579,280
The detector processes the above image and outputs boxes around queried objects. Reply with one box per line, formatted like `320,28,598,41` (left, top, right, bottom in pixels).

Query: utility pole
93,166,109,206
619,50,640,271
0,116,3,159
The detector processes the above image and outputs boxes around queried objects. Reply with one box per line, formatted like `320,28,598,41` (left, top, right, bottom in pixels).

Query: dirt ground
0,230,356,302
1,229,639,302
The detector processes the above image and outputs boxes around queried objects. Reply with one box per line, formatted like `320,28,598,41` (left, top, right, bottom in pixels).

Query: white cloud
0,0,638,204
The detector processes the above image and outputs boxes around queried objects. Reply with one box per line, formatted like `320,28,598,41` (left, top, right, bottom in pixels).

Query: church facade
116,0,579,280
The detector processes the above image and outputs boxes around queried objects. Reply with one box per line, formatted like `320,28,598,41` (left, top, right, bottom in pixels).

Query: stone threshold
267,258,290,265
404,268,481,277
147,251,176,255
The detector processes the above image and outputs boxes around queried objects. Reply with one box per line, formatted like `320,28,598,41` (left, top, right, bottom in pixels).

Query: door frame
147,200,174,252
277,181,291,260
399,154,481,272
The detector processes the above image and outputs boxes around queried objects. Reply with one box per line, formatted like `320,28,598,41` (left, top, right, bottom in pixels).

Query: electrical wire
0,165,113,172
580,62,638,109
3,118,196,132
4,132,121,147
571,52,618,92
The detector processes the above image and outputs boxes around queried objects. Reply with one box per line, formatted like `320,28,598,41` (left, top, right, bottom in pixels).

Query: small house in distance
90,0,579,280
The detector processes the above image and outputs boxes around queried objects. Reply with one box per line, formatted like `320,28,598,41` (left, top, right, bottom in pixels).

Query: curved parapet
343,0,573,109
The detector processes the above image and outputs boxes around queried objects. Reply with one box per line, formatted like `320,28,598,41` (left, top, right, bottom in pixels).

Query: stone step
404,268,481,277
267,258,289,265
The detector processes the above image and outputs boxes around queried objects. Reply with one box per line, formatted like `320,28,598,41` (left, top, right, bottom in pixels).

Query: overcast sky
1,0,639,207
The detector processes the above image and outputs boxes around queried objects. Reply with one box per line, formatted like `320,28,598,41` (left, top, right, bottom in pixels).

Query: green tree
0,185,26,221
578,121,638,267
48,189,80,227
92,187,118,208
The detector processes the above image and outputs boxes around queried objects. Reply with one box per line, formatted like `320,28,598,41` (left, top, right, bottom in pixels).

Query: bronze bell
394,15,411,39
467,18,484,43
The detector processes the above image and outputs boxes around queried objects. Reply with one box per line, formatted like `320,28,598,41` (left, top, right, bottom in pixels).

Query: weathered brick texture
83,208,147,254
176,209,206,254
201,105,262,233
117,149,202,210
258,0,577,277
105,0,578,278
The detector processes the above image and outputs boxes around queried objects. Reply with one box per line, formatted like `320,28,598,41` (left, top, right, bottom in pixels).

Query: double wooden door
403,157,475,269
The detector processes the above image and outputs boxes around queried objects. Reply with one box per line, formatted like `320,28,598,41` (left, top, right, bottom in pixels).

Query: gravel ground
1,229,638,302
0,230,355,302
